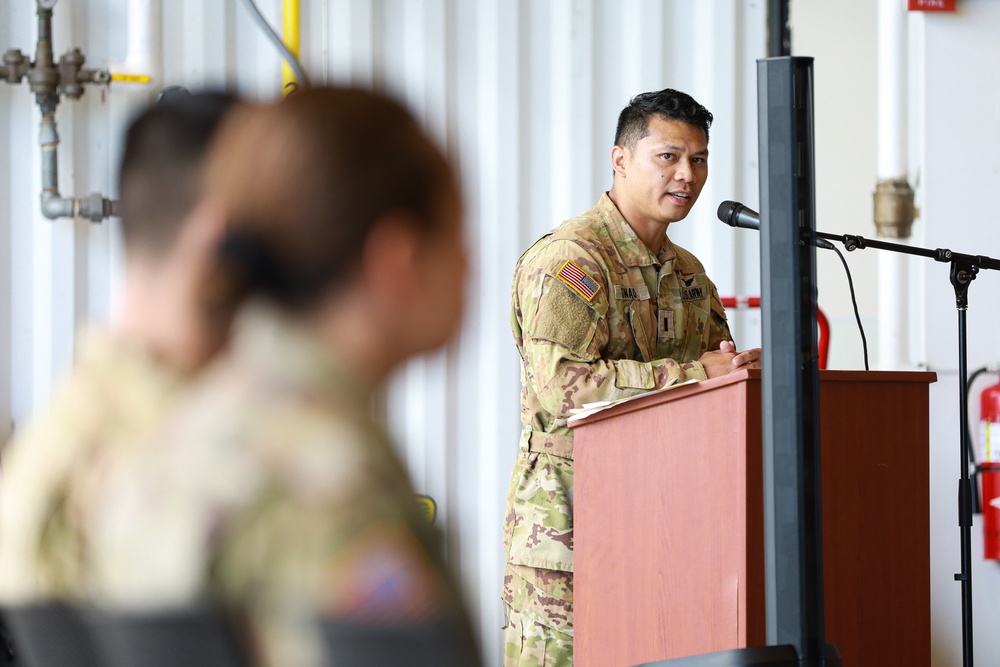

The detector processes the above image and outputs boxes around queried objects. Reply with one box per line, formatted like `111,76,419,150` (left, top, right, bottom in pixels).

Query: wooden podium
571,369,935,667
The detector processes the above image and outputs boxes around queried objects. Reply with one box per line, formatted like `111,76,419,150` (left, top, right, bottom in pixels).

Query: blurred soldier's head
114,90,241,371
118,90,238,257
610,88,713,230
205,86,468,380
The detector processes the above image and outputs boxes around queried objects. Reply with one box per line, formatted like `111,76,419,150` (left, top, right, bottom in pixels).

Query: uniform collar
79,328,187,386
231,303,374,410
596,192,677,268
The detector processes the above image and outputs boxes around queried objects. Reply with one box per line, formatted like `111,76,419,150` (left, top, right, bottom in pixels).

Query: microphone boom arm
813,230,1000,276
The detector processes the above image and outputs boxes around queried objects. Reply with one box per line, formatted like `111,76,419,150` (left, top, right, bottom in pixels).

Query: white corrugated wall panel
0,2,766,665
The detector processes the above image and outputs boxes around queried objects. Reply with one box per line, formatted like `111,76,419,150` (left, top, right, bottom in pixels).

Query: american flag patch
556,260,601,301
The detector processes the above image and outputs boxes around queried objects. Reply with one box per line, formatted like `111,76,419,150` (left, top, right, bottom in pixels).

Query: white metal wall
0,2,767,664
789,1,1000,664
916,3,1000,665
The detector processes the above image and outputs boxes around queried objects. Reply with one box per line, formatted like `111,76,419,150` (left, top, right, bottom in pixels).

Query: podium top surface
567,368,936,429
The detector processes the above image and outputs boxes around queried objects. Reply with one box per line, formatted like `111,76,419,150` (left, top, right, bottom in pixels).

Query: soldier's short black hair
614,88,713,152
117,90,239,255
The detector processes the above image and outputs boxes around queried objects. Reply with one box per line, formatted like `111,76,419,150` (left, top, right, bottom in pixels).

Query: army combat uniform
86,306,476,667
503,193,732,666
0,331,186,602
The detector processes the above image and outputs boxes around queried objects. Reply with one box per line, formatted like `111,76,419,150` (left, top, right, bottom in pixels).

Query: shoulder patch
556,260,601,301
531,277,599,355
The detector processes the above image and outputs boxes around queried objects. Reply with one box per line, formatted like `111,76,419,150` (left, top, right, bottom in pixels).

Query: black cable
240,0,311,90
816,239,870,371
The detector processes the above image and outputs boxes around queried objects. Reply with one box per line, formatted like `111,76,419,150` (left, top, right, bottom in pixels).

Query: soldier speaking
502,88,762,667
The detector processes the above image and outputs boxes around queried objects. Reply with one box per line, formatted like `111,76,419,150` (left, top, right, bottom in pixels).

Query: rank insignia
659,310,675,339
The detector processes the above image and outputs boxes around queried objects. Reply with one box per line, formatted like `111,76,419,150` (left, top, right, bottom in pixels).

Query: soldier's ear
611,145,627,178
361,211,422,309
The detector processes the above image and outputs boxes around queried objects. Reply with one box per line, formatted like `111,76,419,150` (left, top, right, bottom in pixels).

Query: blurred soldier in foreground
503,88,762,666
0,91,238,601
87,87,479,667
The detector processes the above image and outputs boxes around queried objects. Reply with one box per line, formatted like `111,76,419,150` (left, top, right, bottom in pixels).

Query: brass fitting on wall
1,0,117,222
873,178,915,239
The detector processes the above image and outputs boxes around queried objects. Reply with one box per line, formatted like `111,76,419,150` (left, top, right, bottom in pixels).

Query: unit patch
613,284,650,301
556,260,601,301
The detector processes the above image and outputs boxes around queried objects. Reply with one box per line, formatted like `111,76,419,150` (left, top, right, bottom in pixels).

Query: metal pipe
283,0,301,95
1,0,118,222
39,110,59,194
1,49,29,83
108,0,159,89
875,0,911,370
241,0,310,89
38,108,116,222
29,5,58,108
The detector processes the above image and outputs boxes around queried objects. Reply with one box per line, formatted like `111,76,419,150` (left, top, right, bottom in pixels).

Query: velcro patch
613,284,650,301
533,278,598,355
556,261,601,301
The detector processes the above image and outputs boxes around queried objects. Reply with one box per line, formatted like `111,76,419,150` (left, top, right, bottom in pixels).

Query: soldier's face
617,116,709,228
412,179,468,352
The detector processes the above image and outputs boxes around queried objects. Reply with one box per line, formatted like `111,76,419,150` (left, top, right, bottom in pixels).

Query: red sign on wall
908,0,956,11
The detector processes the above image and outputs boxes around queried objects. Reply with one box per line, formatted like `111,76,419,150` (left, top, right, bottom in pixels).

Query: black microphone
717,200,835,249
717,200,760,230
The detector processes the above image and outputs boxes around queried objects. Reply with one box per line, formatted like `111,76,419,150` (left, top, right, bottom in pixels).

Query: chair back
318,610,482,667
2,602,101,667
83,607,250,667
635,644,842,667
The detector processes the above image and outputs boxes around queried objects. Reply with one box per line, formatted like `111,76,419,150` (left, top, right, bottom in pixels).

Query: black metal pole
813,230,1000,271
951,263,976,667
811,229,998,667
767,0,791,57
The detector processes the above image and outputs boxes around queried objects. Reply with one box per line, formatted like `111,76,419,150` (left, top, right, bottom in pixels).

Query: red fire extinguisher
980,379,1000,560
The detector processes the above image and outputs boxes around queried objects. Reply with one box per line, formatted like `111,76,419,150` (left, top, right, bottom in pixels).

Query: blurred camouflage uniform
86,306,476,667
0,331,186,602
503,193,731,666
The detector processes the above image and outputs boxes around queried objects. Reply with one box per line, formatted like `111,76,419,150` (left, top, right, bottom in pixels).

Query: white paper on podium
566,377,699,424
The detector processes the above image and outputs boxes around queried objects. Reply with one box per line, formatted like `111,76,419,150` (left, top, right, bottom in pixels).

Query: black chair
1,602,101,667
0,620,14,666
634,644,841,667
82,606,251,667
318,610,482,667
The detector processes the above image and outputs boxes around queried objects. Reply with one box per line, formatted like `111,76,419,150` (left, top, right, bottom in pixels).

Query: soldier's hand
699,342,763,378
699,341,739,379
731,346,762,370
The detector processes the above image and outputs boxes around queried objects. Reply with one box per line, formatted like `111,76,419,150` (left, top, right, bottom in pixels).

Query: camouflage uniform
85,306,475,667
0,331,186,602
503,193,732,666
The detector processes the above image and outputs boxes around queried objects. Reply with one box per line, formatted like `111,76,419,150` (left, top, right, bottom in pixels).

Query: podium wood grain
572,369,934,667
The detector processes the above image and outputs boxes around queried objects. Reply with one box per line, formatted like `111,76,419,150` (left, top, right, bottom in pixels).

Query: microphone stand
814,228,1000,667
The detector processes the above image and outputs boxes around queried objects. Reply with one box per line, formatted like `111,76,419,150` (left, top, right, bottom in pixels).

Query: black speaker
756,55,831,663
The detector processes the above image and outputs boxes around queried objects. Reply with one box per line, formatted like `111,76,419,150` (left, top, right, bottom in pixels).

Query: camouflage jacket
85,306,473,667
0,331,185,602
505,193,732,573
